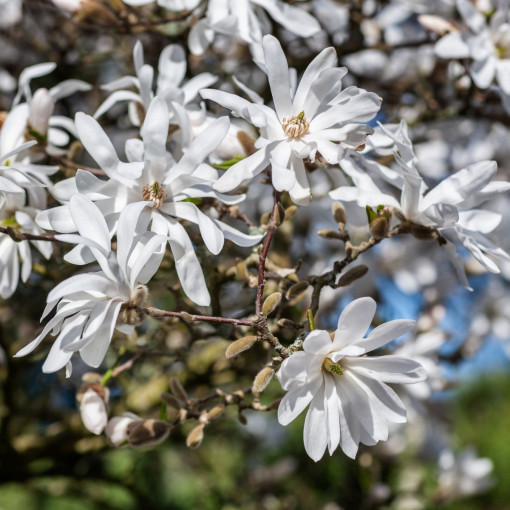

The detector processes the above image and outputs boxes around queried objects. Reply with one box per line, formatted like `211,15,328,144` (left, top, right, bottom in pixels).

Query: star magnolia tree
2,1,510,502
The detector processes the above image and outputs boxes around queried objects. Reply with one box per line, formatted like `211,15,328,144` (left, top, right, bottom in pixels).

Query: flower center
323,357,344,376
282,111,309,138
142,181,167,208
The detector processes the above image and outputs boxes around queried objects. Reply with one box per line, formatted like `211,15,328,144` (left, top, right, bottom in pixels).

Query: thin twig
256,191,281,315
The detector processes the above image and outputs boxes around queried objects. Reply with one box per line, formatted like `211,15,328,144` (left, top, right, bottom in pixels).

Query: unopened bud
261,211,271,225
337,265,369,287
332,202,347,224
127,419,170,447
225,335,258,359
277,318,297,329
273,202,286,226
206,406,225,421
317,229,343,240
235,260,250,281
170,377,188,403
180,311,194,323
366,205,392,240
252,367,275,395
238,412,247,425
105,412,140,446
262,292,282,316
78,387,109,435
160,392,182,410
186,424,205,449
284,205,298,220
285,281,309,300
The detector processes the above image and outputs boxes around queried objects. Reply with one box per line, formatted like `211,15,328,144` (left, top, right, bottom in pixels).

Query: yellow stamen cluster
142,181,167,208
282,111,310,138
323,357,344,376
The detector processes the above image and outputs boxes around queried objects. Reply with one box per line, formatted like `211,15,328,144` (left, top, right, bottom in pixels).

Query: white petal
354,319,415,353
303,329,334,355
346,356,426,384
213,146,271,193
303,385,328,462
262,35,293,121
435,32,470,59
332,297,376,348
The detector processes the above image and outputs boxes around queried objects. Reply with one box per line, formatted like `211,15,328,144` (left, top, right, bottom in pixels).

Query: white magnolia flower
37,97,262,306
201,35,381,205
12,62,91,152
15,195,167,374
434,0,510,107
0,110,59,194
277,297,426,461
95,41,217,127
330,121,510,287
0,191,53,299
188,0,321,59
79,387,109,435
438,448,494,498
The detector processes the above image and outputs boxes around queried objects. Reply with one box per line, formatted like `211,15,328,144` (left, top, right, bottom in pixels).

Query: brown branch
307,224,405,317
0,226,61,243
255,191,282,315
144,307,254,327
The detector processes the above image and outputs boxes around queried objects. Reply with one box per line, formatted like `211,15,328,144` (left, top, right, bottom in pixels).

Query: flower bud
170,377,188,403
366,205,392,240
28,89,54,138
206,406,224,421
285,281,309,300
317,229,343,240
252,367,275,394
186,424,205,449
225,335,258,359
332,202,347,225
105,412,140,446
277,318,297,329
337,265,369,287
262,292,282,316
273,202,286,227
160,392,182,411
127,419,170,447
284,205,298,220
79,387,109,435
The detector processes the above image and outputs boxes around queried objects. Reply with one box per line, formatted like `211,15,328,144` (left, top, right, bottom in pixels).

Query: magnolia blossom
434,0,510,108
11,62,90,153
95,41,216,128
37,97,262,306
188,0,321,59
15,196,167,374
201,35,381,205
0,191,53,299
277,297,426,461
330,121,510,287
